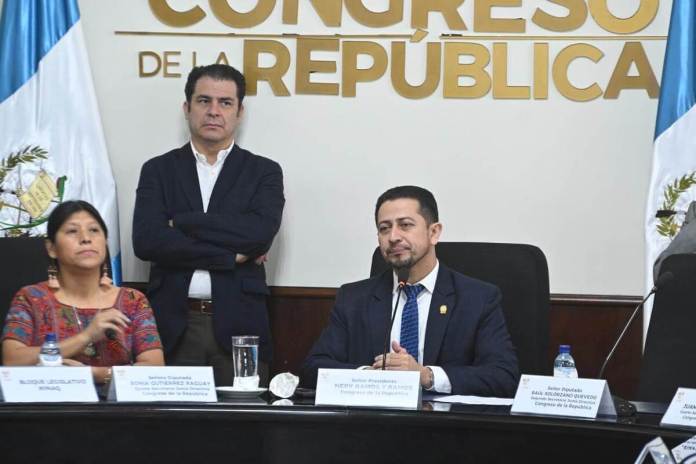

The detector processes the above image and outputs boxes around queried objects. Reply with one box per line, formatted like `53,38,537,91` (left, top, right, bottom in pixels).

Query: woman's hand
83,308,131,342
62,358,86,367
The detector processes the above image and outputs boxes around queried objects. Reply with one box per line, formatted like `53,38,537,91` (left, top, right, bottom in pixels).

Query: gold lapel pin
439,305,447,315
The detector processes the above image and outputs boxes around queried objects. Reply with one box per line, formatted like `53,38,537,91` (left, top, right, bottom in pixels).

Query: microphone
655,209,687,218
105,329,117,340
382,267,410,370
598,271,674,379
655,209,676,218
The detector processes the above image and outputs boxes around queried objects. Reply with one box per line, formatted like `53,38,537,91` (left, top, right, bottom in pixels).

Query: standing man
133,64,284,386
302,186,518,397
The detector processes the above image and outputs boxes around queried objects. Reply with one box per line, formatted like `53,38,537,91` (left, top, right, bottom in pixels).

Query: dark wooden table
0,396,691,463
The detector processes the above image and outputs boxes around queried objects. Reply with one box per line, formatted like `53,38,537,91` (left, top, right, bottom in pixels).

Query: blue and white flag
645,0,696,331
0,0,121,283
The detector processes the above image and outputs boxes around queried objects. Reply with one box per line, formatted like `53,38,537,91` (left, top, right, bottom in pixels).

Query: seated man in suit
303,186,519,397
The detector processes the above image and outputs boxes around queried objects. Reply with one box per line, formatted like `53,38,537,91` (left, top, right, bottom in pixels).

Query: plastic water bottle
38,333,62,367
553,345,578,378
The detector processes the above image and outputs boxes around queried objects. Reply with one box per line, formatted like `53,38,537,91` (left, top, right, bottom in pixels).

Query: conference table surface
0,393,692,464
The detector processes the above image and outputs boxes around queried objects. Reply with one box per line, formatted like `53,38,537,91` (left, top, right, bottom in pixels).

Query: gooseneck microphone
382,267,410,370
598,271,674,379
656,209,677,218
655,209,686,218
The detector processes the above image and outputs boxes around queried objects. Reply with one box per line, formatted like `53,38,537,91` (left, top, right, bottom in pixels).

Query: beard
389,254,414,269
384,247,423,271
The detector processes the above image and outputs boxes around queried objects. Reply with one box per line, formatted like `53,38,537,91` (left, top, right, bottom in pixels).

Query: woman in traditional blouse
1,200,164,383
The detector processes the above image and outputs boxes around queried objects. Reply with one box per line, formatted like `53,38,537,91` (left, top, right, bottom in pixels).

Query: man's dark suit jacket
302,265,519,397
133,143,284,362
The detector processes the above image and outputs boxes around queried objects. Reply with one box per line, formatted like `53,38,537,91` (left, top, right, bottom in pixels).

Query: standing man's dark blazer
133,142,284,362
302,264,519,397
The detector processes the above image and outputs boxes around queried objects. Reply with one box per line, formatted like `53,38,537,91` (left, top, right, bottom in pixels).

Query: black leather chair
370,242,550,376
0,237,49,357
637,254,696,403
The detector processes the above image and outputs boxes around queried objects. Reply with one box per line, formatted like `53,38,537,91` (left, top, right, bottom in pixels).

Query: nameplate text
315,368,420,409
0,367,97,402
107,366,216,402
511,374,616,419
662,388,696,429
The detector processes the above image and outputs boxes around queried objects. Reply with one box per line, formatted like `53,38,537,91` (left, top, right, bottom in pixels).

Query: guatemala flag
0,0,121,283
644,0,696,334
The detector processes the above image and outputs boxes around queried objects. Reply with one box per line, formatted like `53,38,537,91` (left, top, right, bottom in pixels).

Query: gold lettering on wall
605,42,659,98
588,0,658,34
391,42,441,99
163,51,182,77
553,43,603,101
475,0,526,33
209,0,275,28
531,0,588,32
282,0,342,26
139,51,161,77
134,0,665,101
345,0,404,28
148,0,205,27
492,43,530,99
342,41,389,97
534,43,549,99
244,40,291,96
412,0,467,31
215,52,229,65
443,42,491,98
296,38,340,95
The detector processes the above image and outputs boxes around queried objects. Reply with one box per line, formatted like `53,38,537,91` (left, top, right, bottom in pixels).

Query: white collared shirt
187,141,233,299
389,261,452,393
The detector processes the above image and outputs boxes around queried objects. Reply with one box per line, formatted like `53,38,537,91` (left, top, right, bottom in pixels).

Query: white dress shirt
389,261,452,393
186,141,233,299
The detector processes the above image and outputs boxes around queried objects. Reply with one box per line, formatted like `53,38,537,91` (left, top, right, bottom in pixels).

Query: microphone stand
598,271,674,379
382,269,409,370
597,290,655,380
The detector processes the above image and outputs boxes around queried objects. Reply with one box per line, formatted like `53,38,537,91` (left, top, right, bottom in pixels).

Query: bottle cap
45,333,57,342
559,344,570,354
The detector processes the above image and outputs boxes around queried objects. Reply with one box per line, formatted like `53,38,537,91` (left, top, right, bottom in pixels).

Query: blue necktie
400,284,424,360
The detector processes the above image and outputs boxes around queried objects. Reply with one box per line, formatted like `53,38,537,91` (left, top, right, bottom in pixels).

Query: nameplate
634,437,676,464
511,374,616,418
315,368,421,409
661,388,696,429
672,435,696,462
107,366,216,402
0,367,98,403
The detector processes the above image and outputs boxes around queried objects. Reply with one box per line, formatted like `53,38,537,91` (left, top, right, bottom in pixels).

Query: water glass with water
232,335,259,390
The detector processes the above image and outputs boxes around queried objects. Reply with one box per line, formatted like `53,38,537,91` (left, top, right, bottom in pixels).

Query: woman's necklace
72,306,97,357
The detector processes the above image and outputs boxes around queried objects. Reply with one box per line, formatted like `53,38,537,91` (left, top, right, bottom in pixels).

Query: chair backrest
637,254,696,403
370,242,550,375
0,236,49,329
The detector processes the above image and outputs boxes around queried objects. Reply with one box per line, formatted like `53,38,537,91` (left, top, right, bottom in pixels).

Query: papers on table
432,395,514,406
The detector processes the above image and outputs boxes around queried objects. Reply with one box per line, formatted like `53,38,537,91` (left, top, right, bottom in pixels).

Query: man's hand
372,341,433,389
372,340,420,371
236,253,268,265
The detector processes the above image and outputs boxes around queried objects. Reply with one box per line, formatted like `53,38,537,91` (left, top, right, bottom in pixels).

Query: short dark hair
375,186,439,225
184,64,246,105
47,200,109,243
